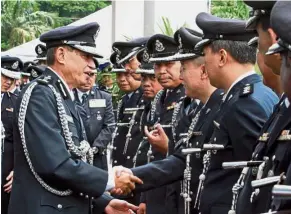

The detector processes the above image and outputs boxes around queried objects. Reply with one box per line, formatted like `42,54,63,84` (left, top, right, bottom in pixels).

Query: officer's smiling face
63,47,95,88
116,72,141,93
280,51,291,100
141,74,163,99
154,61,182,89
180,58,205,99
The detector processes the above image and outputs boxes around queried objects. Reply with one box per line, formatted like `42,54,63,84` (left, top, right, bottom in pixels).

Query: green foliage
211,0,250,20
1,0,111,51
158,16,189,36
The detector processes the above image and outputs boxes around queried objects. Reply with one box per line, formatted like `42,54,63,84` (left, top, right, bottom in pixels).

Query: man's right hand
105,199,138,214
112,166,143,195
137,203,146,214
144,124,168,154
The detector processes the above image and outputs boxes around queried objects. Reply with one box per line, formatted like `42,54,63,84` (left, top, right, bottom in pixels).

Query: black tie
81,93,88,105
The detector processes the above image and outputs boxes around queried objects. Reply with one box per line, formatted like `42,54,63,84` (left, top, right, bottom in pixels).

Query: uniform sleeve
226,97,271,161
132,151,185,192
92,193,114,214
22,85,108,197
93,93,115,148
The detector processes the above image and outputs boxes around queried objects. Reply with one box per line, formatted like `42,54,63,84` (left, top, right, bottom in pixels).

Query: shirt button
138,151,141,154
80,193,84,196
114,160,117,164
127,156,130,159
57,204,62,209
85,195,89,199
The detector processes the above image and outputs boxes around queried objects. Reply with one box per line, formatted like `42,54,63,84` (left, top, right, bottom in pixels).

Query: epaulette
37,75,52,85
240,83,254,97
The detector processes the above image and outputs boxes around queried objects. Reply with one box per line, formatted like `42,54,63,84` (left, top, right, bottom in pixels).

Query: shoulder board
37,75,52,85
240,84,254,97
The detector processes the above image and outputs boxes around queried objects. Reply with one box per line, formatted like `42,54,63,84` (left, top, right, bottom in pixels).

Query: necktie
81,93,88,105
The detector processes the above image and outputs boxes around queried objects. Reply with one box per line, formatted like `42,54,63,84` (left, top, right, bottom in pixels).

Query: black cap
173,27,203,60
146,34,179,63
22,61,37,77
195,12,256,53
1,56,23,79
248,37,258,48
112,37,149,66
35,44,47,60
27,65,46,80
135,48,154,75
244,0,276,30
109,51,126,73
266,1,291,55
40,22,103,58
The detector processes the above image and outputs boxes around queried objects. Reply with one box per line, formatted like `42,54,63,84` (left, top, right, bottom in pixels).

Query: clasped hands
111,166,142,196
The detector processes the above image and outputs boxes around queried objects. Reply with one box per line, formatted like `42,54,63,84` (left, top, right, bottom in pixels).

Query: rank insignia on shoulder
37,76,52,85
258,133,269,142
6,108,13,112
240,84,253,97
213,120,220,129
277,130,291,141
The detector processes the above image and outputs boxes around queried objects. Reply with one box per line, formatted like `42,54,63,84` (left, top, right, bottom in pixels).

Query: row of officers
2,0,291,214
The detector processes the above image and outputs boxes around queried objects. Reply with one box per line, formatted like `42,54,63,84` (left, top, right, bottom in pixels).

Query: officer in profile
1,56,22,214
8,22,142,214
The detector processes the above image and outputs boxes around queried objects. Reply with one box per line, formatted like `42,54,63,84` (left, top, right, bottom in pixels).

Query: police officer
115,27,223,214
1,56,22,214
192,12,278,214
239,1,291,213
110,37,148,169
20,61,34,90
132,48,164,213
8,22,141,214
234,1,286,213
74,67,115,171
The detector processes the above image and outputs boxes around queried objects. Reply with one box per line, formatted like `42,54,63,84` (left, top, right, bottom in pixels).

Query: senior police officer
8,22,142,214
1,56,22,214
74,66,115,171
114,27,223,214
192,12,278,214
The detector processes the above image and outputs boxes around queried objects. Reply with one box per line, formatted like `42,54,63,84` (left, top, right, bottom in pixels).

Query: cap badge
37,46,43,55
155,40,165,52
31,69,38,78
142,50,150,63
178,34,183,50
12,61,19,70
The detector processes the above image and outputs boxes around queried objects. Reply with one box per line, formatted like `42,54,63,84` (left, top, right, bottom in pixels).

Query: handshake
111,166,142,195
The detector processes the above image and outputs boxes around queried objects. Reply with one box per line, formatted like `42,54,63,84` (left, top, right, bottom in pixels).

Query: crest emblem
93,28,100,42
113,47,121,62
28,63,32,67
12,61,19,70
178,34,183,50
31,69,38,78
37,46,43,55
142,50,150,63
155,40,165,52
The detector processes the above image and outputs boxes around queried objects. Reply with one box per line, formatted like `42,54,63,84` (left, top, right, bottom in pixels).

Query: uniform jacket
199,74,278,214
8,68,112,214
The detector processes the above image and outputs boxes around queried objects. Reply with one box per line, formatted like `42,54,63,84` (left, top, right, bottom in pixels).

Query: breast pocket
40,194,83,214
90,107,105,121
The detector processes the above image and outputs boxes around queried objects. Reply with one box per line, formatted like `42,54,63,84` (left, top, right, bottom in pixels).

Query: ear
268,28,277,45
218,49,227,67
200,64,208,79
55,47,66,65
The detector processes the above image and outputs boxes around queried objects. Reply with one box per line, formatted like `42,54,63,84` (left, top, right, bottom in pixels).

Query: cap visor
248,37,258,47
135,69,155,74
1,68,21,79
21,72,31,77
266,43,285,55
194,39,211,55
246,16,258,30
111,68,126,73
118,47,144,65
73,45,103,58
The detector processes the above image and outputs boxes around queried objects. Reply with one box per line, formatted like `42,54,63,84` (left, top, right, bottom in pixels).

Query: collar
127,92,134,99
223,71,256,100
76,89,89,102
48,67,75,100
10,86,17,93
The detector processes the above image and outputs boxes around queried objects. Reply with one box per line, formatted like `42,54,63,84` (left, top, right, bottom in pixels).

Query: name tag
6,108,13,112
89,99,106,108
65,115,74,123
